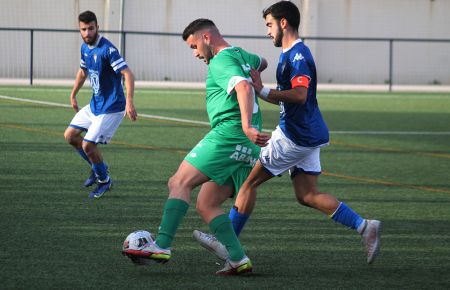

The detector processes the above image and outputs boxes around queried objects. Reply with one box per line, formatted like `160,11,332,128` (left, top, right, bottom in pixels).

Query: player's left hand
244,127,271,147
249,69,263,93
126,103,137,121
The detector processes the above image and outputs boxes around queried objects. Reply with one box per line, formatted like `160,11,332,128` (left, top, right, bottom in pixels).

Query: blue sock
77,149,91,165
330,202,365,231
229,206,250,236
92,162,108,182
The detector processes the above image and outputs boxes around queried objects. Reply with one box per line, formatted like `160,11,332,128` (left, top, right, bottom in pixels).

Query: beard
83,31,99,45
202,44,214,64
274,25,283,47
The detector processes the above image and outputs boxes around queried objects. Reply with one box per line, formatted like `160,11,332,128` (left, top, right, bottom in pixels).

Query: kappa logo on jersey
93,54,97,63
293,53,304,62
89,70,100,95
229,144,257,166
109,47,117,54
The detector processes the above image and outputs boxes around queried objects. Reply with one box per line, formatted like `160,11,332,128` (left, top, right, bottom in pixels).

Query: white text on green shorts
229,145,257,166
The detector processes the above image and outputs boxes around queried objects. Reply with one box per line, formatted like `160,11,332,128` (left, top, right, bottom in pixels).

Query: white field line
0,95,210,126
1,95,450,136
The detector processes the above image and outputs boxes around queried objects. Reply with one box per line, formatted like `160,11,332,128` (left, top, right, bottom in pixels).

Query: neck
281,31,300,50
212,39,231,56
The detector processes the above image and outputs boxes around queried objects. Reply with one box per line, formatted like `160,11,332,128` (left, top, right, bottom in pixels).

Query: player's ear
202,32,211,45
280,18,288,30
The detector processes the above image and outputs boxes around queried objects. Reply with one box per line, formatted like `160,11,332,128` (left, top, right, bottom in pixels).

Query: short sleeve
290,51,311,81
107,46,128,74
80,48,87,70
246,52,261,71
210,53,248,95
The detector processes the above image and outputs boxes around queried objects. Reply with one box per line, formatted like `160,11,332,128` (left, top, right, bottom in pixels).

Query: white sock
357,219,367,234
99,176,110,184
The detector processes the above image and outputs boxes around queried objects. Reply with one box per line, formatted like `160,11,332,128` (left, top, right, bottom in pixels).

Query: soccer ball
122,230,154,251
122,230,154,265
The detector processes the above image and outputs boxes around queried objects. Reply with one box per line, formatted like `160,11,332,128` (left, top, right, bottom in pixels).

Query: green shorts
184,124,260,195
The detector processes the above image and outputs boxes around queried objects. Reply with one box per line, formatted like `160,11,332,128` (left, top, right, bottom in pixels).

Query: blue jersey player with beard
194,1,382,266
64,10,137,198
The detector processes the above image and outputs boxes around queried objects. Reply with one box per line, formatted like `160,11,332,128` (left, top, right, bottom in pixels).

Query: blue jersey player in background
64,10,137,198
195,1,381,265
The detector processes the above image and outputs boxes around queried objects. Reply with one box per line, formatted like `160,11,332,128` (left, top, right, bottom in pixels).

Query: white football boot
361,219,382,264
122,239,171,264
193,230,228,261
215,255,253,276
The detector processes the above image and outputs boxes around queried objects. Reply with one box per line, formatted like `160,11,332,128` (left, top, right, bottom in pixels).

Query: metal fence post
389,39,393,92
30,29,34,85
121,31,126,60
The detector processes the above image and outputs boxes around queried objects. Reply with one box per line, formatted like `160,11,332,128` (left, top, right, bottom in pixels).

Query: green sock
155,198,189,249
209,214,245,261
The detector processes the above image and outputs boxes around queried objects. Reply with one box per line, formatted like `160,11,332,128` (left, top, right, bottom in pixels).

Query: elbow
293,87,308,104
122,68,135,82
290,91,307,104
259,58,268,72
298,95,307,105
241,80,253,94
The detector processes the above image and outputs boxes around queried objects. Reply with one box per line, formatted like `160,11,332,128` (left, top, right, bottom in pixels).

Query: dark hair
78,10,98,25
263,1,300,31
182,18,216,41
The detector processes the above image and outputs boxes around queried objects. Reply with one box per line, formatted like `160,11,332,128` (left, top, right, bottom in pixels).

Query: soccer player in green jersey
122,18,270,275
194,1,381,266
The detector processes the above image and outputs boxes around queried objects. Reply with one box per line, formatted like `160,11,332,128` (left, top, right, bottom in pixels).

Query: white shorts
69,105,125,144
260,126,329,177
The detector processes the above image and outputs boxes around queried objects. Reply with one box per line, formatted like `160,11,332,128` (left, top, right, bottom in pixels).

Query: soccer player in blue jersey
64,11,137,198
195,1,381,265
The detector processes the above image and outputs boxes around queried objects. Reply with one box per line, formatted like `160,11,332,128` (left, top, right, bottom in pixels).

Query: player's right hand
71,97,79,112
244,127,271,147
126,103,138,121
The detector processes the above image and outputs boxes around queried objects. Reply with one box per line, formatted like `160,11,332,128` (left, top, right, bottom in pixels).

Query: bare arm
235,80,271,147
258,57,268,73
265,86,307,104
250,69,308,105
70,68,88,112
121,68,137,121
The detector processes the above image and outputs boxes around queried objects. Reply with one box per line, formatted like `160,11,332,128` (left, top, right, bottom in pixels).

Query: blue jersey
80,36,128,115
276,39,329,147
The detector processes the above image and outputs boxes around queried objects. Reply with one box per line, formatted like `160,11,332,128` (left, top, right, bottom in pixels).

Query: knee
195,199,208,217
167,175,177,193
238,178,258,197
167,175,188,194
296,191,316,207
167,175,194,202
82,141,95,156
64,130,78,146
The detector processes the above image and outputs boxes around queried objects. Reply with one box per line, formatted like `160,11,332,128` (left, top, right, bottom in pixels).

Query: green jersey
205,46,263,131
184,46,264,190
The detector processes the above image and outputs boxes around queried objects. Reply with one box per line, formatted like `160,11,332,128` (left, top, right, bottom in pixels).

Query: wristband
259,86,270,99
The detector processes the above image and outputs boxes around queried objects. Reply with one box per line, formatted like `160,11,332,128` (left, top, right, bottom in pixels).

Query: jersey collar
282,38,302,53
88,35,103,49
216,46,234,56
